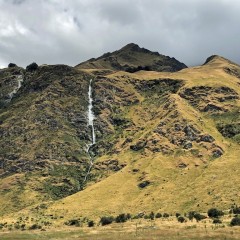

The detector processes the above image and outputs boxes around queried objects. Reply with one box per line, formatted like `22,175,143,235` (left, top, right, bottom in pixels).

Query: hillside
0,46,239,228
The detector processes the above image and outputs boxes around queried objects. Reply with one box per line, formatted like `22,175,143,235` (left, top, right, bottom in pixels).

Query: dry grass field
0,218,240,240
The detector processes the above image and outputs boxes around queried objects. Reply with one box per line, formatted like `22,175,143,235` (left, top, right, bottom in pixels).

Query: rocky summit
76,43,187,72
0,44,240,227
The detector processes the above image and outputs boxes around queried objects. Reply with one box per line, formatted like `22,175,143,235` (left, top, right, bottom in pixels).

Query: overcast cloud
0,0,239,68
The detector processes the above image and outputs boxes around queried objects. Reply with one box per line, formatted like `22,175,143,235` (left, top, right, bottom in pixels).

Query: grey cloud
0,0,239,68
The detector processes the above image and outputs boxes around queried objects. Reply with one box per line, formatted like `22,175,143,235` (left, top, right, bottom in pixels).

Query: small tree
177,216,186,223
8,63,17,68
155,213,162,218
88,220,94,227
194,213,207,222
232,206,240,214
116,214,127,223
100,216,114,226
207,208,224,218
230,217,240,226
26,62,38,72
188,211,196,221
149,212,155,220
213,219,222,224
176,213,181,218
163,213,169,218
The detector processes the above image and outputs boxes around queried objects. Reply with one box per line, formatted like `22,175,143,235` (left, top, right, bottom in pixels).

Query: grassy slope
0,56,240,226
4,56,237,224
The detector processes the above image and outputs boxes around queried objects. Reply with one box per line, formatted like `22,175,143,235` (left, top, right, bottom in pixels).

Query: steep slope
76,43,187,72
0,53,240,227
41,55,239,221
0,65,95,215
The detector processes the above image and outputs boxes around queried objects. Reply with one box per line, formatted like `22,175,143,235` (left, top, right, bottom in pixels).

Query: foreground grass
0,220,239,240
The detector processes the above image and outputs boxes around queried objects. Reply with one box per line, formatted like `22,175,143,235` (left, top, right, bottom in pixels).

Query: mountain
76,43,187,72
0,46,239,228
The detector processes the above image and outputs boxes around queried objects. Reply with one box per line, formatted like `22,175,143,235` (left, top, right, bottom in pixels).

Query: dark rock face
212,148,223,158
130,140,147,151
94,159,126,172
76,43,187,73
132,78,184,95
217,123,240,138
179,86,238,112
224,67,240,79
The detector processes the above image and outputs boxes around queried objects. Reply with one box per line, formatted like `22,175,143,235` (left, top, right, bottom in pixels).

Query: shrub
194,213,207,222
115,213,130,223
29,224,42,230
188,211,206,222
176,213,181,218
188,211,196,221
26,62,38,72
138,180,150,188
163,213,169,218
207,208,224,218
149,212,155,220
177,216,186,223
231,206,240,214
65,219,80,226
88,220,94,227
230,217,240,226
213,219,222,224
100,216,114,226
155,213,162,218
8,63,17,68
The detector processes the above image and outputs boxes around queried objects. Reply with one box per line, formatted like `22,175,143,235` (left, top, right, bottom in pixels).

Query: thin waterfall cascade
87,79,96,147
7,75,23,102
83,79,96,183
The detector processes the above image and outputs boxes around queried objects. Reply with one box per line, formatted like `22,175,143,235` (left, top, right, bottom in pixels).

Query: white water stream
7,75,23,102
83,79,96,182
87,79,96,147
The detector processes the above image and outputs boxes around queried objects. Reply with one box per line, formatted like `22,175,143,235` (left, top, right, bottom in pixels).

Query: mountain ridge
76,43,187,73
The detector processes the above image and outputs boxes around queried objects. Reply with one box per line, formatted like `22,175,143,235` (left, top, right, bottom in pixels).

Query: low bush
194,213,207,222
88,220,94,227
213,219,222,224
176,213,181,218
178,216,186,223
188,211,206,222
230,206,240,214
207,208,224,218
26,62,38,72
230,217,240,226
8,63,17,68
115,213,131,223
163,213,169,218
100,216,114,226
155,213,162,218
64,219,80,226
29,224,42,230
144,212,155,220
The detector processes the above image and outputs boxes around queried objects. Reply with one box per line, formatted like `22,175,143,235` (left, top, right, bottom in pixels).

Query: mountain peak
120,43,141,51
203,55,233,66
76,44,187,72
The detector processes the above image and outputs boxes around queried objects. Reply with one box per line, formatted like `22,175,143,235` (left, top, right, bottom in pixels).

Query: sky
0,0,239,68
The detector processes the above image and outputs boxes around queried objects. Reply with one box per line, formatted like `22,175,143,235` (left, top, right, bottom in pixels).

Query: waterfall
87,79,96,147
83,79,96,183
7,75,23,102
